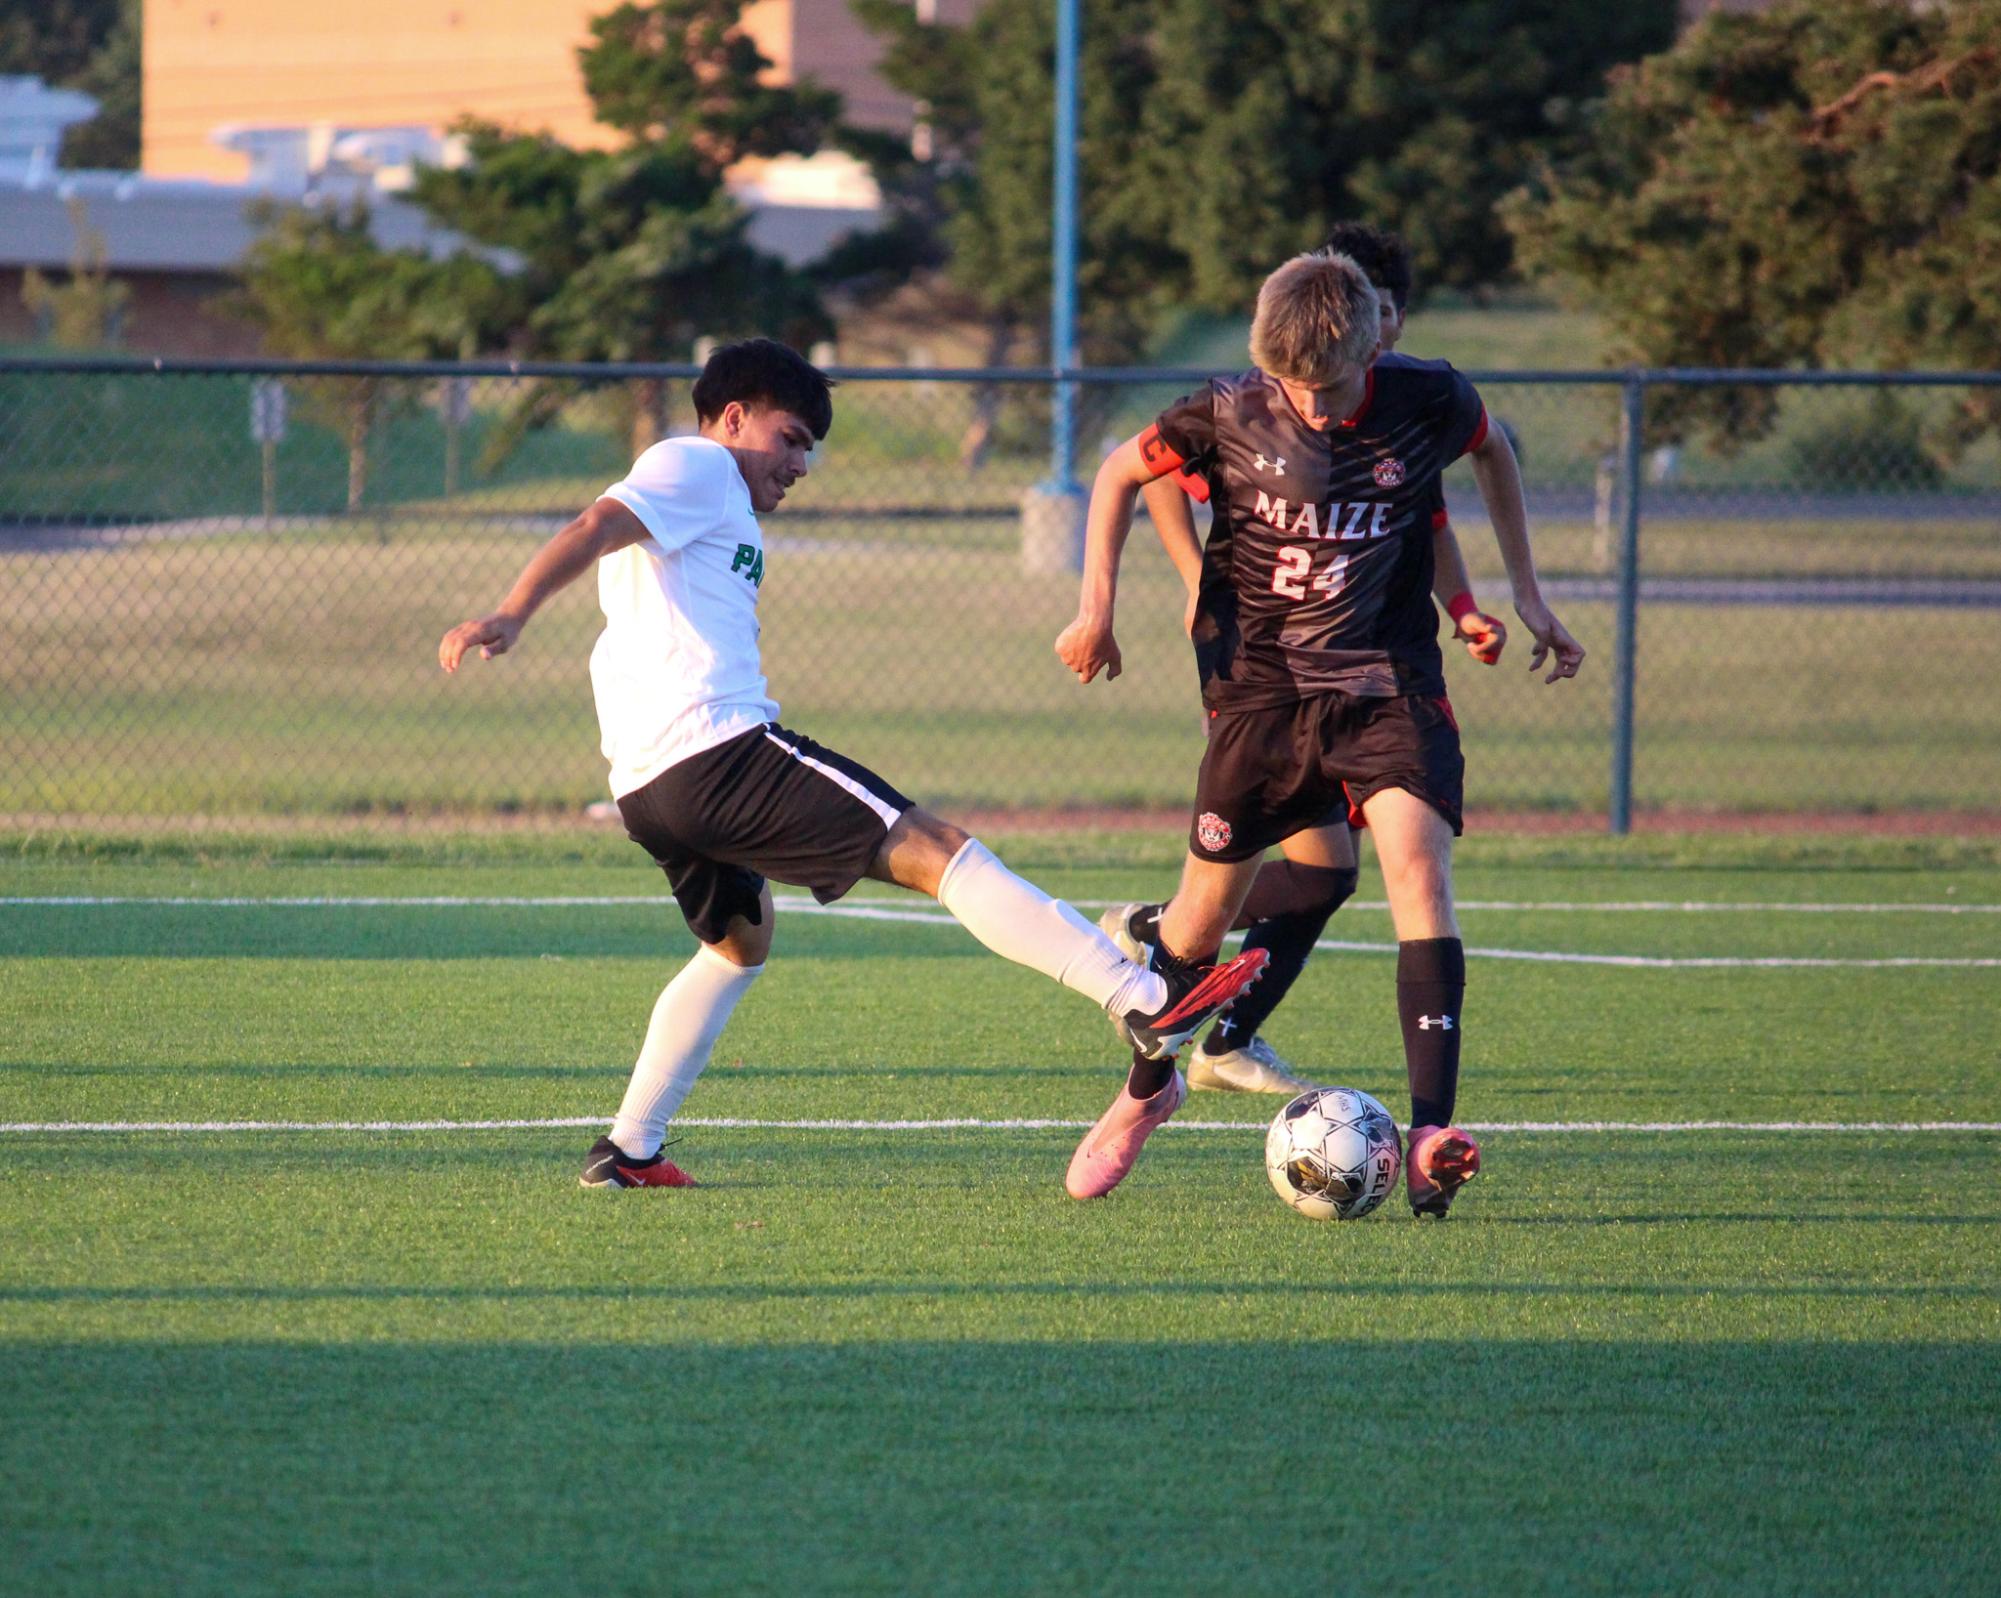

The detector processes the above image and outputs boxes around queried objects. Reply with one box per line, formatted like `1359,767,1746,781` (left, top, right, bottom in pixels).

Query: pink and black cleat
1064,1069,1187,1200
1405,1124,1481,1218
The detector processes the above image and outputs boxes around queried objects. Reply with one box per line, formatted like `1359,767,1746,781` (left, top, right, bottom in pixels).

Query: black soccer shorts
615,722,914,945
1187,692,1464,863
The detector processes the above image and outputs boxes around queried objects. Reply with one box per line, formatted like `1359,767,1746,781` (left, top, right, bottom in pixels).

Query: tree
21,196,129,348
0,0,140,169
412,125,830,367
578,0,841,165
855,0,1677,355
57,0,138,170
232,204,515,510
1505,0,2001,450
410,0,838,458
0,0,112,82
856,0,1179,362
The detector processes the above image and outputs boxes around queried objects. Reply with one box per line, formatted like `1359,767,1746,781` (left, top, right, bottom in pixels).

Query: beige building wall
141,0,967,184
142,0,794,181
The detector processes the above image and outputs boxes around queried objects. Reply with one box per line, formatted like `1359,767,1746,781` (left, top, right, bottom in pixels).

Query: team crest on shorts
1197,812,1232,851
1373,457,1406,488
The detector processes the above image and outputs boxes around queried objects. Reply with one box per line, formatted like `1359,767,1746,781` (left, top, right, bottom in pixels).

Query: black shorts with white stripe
615,722,914,945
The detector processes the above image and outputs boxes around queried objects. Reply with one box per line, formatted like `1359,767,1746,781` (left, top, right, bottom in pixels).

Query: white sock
608,945,763,1158
935,839,1167,1016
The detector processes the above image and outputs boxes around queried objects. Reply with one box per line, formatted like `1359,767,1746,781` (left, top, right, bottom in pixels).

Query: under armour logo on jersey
1418,1015,1454,1031
1253,452,1286,474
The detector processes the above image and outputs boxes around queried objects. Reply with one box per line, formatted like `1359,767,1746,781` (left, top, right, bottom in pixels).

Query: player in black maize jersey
1056,252,1584,1212
1102,224,1509,1102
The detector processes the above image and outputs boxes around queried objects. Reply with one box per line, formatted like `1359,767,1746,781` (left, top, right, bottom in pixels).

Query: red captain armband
1445,592,1480,624
1430,504,1450,531
1455,408,1490,459
1172,464,1211,504
1136,422,1188,477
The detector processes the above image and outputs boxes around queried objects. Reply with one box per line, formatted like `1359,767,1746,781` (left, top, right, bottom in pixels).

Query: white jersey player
439,339,1265,1189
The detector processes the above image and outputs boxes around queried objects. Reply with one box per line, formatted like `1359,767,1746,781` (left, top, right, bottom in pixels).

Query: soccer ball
1265,1087,1403,1220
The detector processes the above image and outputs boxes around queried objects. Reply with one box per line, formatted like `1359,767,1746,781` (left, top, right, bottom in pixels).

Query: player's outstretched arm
1141,476,1206,637
438,498,650,672
1055,435,1155,683
1431,519,1506,666
1467,424,1585,684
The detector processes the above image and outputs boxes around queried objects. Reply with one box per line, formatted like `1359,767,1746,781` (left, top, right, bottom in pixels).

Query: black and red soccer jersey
1145,357,1486,708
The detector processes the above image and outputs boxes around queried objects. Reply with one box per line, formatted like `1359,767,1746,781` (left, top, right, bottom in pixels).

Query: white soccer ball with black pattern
1265,1087,1403,1220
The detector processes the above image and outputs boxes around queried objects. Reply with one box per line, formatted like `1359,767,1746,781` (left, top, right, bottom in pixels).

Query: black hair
691,338,835,440
1320,223,1412,312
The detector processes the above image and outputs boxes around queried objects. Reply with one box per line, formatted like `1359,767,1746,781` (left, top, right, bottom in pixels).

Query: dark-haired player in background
1102,224,1508,1098
1057,255,1583,1213
441,338,1265,1190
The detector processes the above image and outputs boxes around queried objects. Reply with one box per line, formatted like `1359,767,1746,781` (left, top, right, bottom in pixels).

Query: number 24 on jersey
1272,548,1352,602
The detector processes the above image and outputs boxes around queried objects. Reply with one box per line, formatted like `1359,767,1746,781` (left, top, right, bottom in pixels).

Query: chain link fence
2,358,1997,830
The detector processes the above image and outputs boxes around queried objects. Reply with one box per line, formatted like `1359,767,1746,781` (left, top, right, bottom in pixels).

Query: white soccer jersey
591,436,778,798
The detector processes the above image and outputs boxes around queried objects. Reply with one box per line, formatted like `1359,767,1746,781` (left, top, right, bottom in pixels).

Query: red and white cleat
1065,1070,1186,1199
1406,1124,1481,1218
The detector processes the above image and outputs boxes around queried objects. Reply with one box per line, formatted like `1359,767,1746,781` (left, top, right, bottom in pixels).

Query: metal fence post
1608,374,1645,834
1018,0,1088,573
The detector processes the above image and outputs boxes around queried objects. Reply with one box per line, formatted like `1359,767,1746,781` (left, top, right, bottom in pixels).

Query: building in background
0,76,490,355
5,2,968,354
138,0,979,261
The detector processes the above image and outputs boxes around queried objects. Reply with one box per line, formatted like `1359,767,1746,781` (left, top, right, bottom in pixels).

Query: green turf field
3,829,1997,1594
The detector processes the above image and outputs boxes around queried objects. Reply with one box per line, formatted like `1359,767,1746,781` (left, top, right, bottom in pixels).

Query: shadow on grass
0,906,981,962
2,1338,1992,1595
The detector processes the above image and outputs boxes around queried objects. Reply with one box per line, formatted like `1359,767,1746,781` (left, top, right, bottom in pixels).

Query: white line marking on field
7,894,1999,914
2,895,1994,969
2,1116,1997,1137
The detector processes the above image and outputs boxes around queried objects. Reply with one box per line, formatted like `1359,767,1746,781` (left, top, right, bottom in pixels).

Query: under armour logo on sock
1418,1015,1454,1031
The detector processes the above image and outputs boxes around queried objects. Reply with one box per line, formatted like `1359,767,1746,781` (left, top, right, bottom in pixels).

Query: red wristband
1445,592,1479,623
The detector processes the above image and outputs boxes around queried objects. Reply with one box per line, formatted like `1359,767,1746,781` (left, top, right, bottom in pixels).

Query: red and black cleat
1119,946,1270,1062
579,1135,697,1189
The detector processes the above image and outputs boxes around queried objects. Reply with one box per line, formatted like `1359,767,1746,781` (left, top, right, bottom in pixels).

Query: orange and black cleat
580,1135,697,1189
1406,1124,1481,1218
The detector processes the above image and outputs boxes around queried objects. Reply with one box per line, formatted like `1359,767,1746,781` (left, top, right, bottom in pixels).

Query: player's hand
439,613,523,673
1054,612,1122,683
1516,597,1585,684
1454,608,1507,666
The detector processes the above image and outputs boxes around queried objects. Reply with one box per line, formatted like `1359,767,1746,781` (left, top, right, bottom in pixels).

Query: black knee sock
1125,1045,1176,1100
1233,858,1353,930
1202,867,1358,1055
1397,937,1465,1128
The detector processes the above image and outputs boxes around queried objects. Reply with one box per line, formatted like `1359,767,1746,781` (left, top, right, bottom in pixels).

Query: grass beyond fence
4,362,1999,826
4,517,1999,821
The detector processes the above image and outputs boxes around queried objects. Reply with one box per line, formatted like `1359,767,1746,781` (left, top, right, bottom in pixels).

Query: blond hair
1249,251,1382,386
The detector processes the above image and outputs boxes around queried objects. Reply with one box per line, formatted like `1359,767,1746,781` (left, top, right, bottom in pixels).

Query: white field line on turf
4,1116,1999,1136
3,894,1995,969
6,894,1998,915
